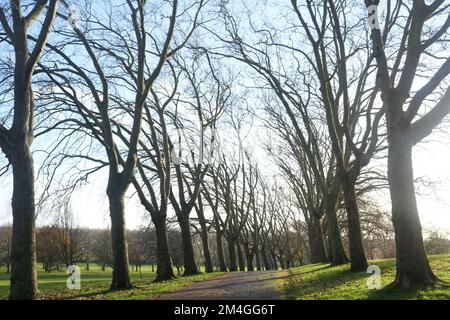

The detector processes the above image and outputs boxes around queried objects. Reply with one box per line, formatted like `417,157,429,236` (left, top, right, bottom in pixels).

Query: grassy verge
0,264,223,300
285,254,450,300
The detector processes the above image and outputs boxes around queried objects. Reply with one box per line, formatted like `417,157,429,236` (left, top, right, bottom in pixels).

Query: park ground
0,265,224,300
1,254,449,300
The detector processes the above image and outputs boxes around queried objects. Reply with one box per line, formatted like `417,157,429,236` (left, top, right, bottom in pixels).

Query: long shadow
367,279,450,300
285,266,371,299
292,264,334,276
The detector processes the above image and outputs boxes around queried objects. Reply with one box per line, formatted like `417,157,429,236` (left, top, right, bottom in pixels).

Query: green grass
285,254,450,300
0,264,223,300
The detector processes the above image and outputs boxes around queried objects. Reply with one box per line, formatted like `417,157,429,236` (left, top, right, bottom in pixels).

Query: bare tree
90,229,113,271
54,202,86,267
36,225,62,272
36,0,204,289
366,0,450,287
0,0,59,299
167,50,226,275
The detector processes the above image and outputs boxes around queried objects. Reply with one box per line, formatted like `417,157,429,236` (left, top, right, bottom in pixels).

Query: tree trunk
215,229,227,272
261,243,270,270
227,238,238,271
278,254,286,270
388,131,437,288
236,243,245,271
325,192,349,265
9,146,37,300
341,177,369,272
255,247,262,271
153,215,175,281
307,214,328,264
271,249,278,270
196,207,213,273
108,192,132,289
244,245,254,271
177,213,199,275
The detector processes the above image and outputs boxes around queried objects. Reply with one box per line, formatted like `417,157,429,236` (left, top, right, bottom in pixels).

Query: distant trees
424,230,450,255
128,228,156,277
90,229,113,272
0,225,12,273
168,228,184,276
54,203,86,267
6,225,158,274
36,226,62,272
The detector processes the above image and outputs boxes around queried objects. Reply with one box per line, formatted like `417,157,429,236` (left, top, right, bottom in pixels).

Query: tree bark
261,243,270,270
108,191,132,289
153,215,175,281
177,213,199,275
227,238,238,271
255,247,262,271
236,242,245,271
196,206,213,273
341,176,369,272
215,229,227,272
271,249,278,270
307,214,328,264
388,130,437,288
9,146,37,300
325,192,349,265
244,245,254,271
278,254,286,270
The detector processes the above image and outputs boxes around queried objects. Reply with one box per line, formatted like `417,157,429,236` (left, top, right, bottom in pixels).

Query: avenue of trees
0,0,449,299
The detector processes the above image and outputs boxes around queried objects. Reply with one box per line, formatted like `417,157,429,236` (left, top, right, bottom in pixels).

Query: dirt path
151,271,288,300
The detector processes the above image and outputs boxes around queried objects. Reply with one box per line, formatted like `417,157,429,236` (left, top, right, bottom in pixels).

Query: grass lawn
0,264,223,300
285,254,450,300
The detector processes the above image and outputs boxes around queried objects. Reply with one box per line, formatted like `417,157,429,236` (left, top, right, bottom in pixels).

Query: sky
0,0,449,236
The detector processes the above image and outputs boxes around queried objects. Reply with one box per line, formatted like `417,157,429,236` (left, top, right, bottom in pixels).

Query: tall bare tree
36,0,204,289
0,0,59,299
365,0,450,287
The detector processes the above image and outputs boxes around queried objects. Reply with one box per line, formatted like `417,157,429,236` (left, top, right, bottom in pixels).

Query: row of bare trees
1,0,449,300
199,0,450,288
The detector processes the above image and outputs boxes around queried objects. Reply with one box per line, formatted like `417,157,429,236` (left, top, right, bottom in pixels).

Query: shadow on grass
367,279,450,300
294,264,334,275
285,256,450,300
285,264,371,299
367,286,420,300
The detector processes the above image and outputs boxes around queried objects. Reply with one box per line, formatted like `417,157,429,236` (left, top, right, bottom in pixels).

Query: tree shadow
292,264,334,276
286,265,371,299
367,279,450,300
